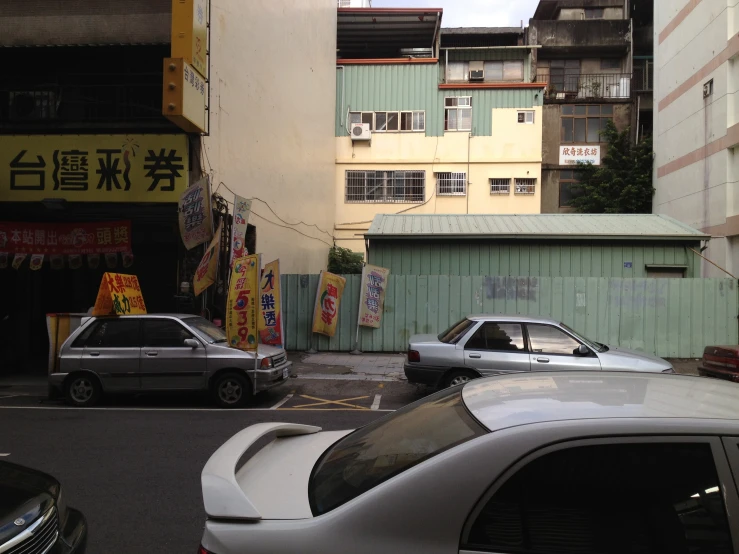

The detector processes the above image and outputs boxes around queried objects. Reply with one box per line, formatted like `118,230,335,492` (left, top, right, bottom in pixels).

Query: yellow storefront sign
1,135,188,202
92,273,148,316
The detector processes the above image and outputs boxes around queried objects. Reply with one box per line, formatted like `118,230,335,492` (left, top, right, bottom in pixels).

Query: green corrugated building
366,214,710,278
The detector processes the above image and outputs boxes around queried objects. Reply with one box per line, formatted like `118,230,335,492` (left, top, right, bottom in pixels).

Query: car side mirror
184,338,199,348
577,344,590,356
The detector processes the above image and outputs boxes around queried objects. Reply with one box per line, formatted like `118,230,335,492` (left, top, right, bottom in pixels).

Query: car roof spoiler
201,422,321,520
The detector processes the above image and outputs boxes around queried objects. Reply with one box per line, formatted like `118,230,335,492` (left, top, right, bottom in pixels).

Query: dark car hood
0,461,57,545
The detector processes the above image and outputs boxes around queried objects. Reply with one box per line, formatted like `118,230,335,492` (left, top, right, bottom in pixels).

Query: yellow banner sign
194,221,222,296
226,255,260,351
92,273,147,316
312,271,347,337
1,134,188,202
258,259,284,347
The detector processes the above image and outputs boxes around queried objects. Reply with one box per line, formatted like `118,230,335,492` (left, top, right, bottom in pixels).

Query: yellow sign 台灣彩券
1,135,188,203
92,273,147,316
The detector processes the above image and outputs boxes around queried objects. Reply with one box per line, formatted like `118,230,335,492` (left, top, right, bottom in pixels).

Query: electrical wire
249,211,334,247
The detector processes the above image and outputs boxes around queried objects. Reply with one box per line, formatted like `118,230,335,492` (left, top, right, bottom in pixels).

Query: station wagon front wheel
442,369,478,389
213,372,252,408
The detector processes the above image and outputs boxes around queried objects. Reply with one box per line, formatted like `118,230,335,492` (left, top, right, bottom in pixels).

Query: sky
373,0,541,28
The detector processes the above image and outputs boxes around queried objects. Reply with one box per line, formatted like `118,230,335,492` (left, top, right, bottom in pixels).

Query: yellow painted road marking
289,395,370,410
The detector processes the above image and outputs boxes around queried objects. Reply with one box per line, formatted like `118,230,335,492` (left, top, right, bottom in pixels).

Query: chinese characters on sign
312,271,347,337
194,221,222,296
92,273,147,316
0,221,131,255
178,178,212,250
230,195,252,264
1,135,187,202
226,255,260,351
559,145,601,166
257,260,284,347
358,265,390,329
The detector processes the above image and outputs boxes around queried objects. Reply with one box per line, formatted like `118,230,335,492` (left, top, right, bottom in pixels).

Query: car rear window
308,387,487,515
438,318,476,344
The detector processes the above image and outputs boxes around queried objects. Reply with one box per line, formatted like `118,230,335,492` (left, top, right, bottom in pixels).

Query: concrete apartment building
334,9,545,254
653,0,739,277
528,0,653,213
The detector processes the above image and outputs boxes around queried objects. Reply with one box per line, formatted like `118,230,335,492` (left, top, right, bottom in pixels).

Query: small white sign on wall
560,145,601,166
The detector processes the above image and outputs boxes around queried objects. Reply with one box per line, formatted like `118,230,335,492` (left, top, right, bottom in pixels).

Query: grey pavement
289,352,406,381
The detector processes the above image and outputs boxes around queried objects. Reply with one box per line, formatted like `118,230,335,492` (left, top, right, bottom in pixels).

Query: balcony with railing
535,73,632,101
632,61,653,93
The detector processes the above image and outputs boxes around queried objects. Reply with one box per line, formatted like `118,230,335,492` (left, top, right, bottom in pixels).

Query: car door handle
89,351,100,357
145,351,158,357
536,357,550,363
469,353,482,359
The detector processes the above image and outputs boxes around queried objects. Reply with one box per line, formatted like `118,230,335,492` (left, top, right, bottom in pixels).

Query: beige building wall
335,107,543,253
653,0,739,277
204,0,337,273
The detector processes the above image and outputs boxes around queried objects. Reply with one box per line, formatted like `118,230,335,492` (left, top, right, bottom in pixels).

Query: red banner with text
0,221,131,255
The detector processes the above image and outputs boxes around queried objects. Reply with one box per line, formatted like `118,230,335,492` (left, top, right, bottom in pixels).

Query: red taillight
198,546,215,554
408,349,420,363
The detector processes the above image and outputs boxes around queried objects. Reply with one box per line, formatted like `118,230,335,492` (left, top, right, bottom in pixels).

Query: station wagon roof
462,372,739,432
93,313,198,319
467,314,560,325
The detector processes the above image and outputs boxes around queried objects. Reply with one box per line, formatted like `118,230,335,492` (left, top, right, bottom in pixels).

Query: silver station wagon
405,315,674,388
50,314,292,408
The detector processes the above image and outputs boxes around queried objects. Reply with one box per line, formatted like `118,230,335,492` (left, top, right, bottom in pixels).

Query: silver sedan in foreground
405,314,675,388
199,372,739,554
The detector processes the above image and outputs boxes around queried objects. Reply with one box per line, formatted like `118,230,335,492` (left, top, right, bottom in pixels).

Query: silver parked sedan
405,315,674,388
198,372,739,554
51,314,292,408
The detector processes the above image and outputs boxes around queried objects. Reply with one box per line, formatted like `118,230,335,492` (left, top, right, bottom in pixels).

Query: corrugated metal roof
366,214,710,241
441,27,523,35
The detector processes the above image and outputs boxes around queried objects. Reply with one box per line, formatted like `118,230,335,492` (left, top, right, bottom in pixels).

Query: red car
698,346,739,382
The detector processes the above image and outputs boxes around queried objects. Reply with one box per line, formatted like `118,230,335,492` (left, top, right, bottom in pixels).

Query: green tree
327,246,363,275
569,120,654,214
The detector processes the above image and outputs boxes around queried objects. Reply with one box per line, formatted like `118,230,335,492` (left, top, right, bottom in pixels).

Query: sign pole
252,254,261,397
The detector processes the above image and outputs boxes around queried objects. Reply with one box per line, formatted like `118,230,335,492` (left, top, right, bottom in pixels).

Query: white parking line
0,454,9,457
371,395,382,410
270,394,294,410
0,395,25,400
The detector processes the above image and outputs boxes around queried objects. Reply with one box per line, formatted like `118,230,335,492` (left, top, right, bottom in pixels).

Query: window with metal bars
514,178,536,195
345,170,425,203
490,178,511,195
436,172,466,196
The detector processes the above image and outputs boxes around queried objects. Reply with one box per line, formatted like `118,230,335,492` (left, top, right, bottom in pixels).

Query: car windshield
438,318,476,344
308,387,487,515
560,323,607,352
186,317,228,343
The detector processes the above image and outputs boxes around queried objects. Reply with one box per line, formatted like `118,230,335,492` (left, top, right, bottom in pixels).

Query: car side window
465,323,525,352
527,324,581,356
86,319,141,348
463,442,733,554
71,322,99,348
142,319,194,347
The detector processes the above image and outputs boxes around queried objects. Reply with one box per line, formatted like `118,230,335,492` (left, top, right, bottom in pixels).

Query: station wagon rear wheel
442,369,478,389
213,372,252,408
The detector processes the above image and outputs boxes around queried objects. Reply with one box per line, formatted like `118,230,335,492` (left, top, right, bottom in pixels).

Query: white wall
204,0,337,274
653,0,733,277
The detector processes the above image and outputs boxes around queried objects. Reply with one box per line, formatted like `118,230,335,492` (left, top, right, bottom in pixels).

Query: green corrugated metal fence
282,275,738,357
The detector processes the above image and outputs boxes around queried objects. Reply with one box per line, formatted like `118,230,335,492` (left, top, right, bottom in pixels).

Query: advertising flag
257,259,284,347
226,255,260,351
312,271,346,337
357,265,390,328
193,220,222,296
229,195,252,264
178,177,212,250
